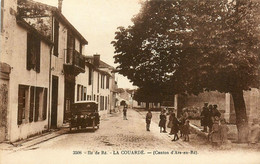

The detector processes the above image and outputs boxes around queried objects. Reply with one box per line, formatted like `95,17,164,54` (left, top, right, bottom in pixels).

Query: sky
34,0,143,89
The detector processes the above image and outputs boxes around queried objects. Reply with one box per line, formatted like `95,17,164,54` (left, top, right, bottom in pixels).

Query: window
54,19,59,57
18,85,47,125
102,75,105,89
81,86,84,101
100,96,104,111
105,96,107,110
93,94,96,101
18,85,29,125
97,73,99,93
34,87,45,122
29,86,35,122
83,87,87,101
88,68,92,85
77,85,87,101
80,42,82,54
66,31,75,63
97,95,99,103
101,75,105,89
106,76,109,89
27,33,41,73
77,84,80,101
42,88,48,120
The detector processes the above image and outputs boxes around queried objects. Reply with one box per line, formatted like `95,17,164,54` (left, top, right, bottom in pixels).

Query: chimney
93,54,100,67
58,0,63,12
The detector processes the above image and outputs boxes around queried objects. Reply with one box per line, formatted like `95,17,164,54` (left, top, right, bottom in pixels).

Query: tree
112,0,260,142
133,85,163,109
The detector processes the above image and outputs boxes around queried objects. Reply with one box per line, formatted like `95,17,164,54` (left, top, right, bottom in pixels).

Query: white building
0,0,88,142
76,55,116,116
0,0,53,142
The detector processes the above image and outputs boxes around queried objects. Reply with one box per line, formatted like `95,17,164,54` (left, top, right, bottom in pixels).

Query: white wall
5,25,51,142
75,65,111,116
50,20,66,127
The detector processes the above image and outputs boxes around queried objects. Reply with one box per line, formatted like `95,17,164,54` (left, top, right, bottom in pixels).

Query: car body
69,101,100,131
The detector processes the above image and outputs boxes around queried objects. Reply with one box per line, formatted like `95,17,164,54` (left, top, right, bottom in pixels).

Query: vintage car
69,101,100,131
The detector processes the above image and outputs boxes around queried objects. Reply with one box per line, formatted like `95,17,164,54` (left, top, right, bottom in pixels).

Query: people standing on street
123,105,128,120
159,110,167,133
208,104,214,133
179,113,185,137
248,119,260,145
212,104,221,119
200,102,209,132
210,116,221,148
182,119,190,142
146,110,152,131
220,118,229,145
167,110,173,129
171,113,180,141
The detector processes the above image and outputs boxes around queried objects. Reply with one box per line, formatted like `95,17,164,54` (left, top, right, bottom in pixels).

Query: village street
5,108,192,152
2,109,260,164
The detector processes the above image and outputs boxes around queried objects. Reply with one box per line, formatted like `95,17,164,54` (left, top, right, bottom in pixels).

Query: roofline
85,61,112,77
18,0,88,45
53,9,88,45
85,56,115,70
16,17,54,46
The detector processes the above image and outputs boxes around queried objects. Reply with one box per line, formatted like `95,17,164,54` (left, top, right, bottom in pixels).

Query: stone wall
0,62,11,142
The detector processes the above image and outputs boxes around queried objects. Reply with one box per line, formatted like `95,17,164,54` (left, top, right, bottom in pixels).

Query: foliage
112,0,260,139
18,0,54,39
112,0,260,95
133,85,163,103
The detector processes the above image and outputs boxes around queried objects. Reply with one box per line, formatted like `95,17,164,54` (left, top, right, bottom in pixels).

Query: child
183,119,190,142
171,113,180,141
146,110,152,131
159,110,167,133
123,105,127,120
178,114,186,137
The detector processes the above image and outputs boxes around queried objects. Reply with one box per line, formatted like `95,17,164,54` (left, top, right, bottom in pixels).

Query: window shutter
34,87,41,122
29,86,35,122
88,68,92,85
54,19,59,57
26,33,32,70
43,88,48,120
36,38,41,73
18,85,25,125
106,76,109,89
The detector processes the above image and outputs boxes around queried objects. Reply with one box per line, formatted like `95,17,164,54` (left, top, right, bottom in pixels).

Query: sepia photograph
0,0,260,163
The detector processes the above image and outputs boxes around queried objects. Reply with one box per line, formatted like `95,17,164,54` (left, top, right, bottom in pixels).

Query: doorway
51,75,59,128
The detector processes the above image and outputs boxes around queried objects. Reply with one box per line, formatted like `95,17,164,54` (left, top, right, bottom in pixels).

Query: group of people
146,108,191,142
200,102,229,147
144,103,259,147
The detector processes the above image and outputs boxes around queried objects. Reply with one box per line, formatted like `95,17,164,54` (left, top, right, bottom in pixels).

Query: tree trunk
146,102,149,109
230,90,248,143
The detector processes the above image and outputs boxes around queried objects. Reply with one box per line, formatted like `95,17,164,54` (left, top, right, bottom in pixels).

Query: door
51,75,59,128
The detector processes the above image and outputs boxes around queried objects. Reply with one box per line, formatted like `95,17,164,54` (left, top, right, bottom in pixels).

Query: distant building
76,54,117,115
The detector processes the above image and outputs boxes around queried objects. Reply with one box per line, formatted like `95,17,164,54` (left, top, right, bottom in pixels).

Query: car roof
73,101,98,104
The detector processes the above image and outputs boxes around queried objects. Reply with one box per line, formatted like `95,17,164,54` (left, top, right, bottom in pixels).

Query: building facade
0,0,54,142
76,55,116,116
0,0,90,142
